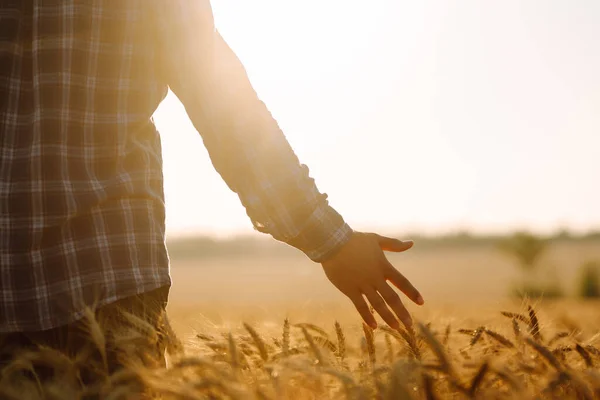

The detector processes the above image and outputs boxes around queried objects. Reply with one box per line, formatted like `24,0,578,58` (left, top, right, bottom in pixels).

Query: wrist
315,223,354,263
285,204,353,263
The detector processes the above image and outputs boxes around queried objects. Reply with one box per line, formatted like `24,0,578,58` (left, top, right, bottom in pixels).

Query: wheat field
1,241,600,399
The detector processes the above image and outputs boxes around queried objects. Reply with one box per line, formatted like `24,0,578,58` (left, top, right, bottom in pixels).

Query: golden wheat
2,302,600,399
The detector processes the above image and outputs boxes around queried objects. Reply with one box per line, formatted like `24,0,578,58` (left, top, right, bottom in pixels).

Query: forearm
159,6,352,261
190,34,352,261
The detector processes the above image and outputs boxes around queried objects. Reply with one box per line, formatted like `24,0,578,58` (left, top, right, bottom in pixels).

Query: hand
321,232,424,330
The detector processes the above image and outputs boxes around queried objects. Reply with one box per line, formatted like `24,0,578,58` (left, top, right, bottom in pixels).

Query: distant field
167,240,600,334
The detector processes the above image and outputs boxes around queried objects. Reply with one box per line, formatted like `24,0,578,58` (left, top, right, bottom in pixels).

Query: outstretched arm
153,1,424,328
154,1,352,262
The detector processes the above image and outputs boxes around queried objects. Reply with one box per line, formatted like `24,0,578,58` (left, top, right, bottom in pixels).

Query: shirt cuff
285,204,354,263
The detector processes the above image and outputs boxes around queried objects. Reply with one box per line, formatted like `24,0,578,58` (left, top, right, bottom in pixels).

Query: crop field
1,240,600,399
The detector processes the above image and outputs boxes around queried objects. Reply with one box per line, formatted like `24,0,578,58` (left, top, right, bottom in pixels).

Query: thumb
375,235,414,252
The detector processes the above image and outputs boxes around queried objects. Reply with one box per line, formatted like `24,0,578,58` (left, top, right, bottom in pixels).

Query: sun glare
155,0,600,237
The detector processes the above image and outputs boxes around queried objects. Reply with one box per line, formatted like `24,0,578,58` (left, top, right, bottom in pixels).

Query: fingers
349,293,377,329
385,261,424,306
363,288,400,330
377,282,412,328
375,234,414,253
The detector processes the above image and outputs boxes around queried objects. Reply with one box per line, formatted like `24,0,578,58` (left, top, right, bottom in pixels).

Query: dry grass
2,301,600,399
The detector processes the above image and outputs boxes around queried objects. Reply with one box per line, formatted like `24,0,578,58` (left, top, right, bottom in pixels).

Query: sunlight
155,0,600,237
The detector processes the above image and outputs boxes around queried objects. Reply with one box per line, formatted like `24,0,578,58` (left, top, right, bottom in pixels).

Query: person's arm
153,1,352,262
152,1,424,329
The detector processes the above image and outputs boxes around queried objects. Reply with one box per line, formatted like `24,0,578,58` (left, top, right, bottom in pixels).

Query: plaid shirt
0,1,352,332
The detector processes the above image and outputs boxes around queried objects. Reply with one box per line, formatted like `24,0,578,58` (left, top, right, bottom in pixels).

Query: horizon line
165,226,600,241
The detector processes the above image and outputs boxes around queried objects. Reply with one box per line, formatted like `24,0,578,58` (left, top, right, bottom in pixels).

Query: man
0,0,423,371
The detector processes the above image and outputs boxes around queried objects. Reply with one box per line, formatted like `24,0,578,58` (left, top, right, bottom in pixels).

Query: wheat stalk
243,323,269,362
362,323,376,367
301,327,326,367
334,321,346,362
282,318,290,357
527,306,543,342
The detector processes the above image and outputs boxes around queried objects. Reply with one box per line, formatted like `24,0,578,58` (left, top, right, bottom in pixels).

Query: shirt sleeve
151,1,353,262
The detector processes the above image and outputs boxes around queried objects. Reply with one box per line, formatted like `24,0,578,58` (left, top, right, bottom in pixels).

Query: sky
153,0,600,238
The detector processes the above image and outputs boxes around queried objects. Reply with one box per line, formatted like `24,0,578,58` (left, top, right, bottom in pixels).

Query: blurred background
151,1,600,318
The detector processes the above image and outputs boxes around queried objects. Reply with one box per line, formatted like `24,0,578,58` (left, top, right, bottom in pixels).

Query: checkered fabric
0,0,352,332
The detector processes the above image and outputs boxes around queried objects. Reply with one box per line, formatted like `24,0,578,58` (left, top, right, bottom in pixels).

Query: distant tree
577,261,600,298
583,230,600,241
499,232,562,299
554,228,572,241
499,232,548,275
